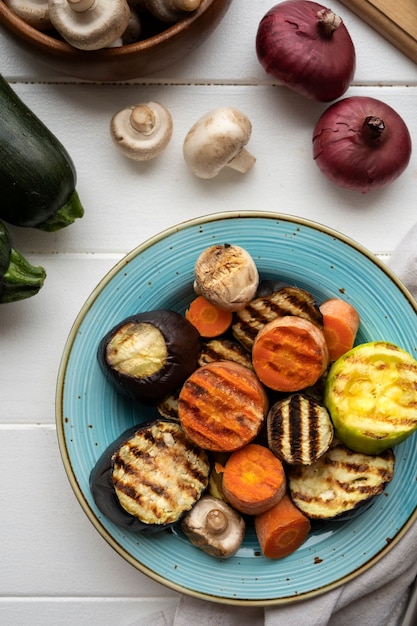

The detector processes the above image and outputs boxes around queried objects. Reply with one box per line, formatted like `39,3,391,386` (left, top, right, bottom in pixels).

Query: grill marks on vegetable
232,286,323,349
178,361,267,451
112,421,209,525
288,441,395,519
267,393,334,465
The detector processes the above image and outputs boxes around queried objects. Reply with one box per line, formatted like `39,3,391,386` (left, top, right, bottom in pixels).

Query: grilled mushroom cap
193,243,259,311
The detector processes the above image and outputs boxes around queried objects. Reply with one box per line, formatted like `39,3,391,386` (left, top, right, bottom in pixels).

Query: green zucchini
0,74,84,231
0,220,46,303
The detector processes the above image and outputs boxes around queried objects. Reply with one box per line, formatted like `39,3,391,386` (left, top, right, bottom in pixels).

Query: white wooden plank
0,1,416,84
0,426,180,598
0,598,177,626
4,82,416,259
0,255,121,422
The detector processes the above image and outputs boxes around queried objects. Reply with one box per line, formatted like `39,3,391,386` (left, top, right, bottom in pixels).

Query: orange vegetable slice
178,361,268,452
185,295,233,338
222,443,286,515
255,493,311,559
319,298,360,361
252,316,329,392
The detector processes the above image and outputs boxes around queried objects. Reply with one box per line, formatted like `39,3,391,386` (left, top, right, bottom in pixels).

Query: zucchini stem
36,190,85,232
1,248,46,303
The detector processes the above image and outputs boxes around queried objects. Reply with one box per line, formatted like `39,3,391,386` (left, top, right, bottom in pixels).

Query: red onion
312,96,412,193
255,1,355,102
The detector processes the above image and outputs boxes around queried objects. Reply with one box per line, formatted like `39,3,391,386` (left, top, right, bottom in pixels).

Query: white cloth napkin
136,226,417,626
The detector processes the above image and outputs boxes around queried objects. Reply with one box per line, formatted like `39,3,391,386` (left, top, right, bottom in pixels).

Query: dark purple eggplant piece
97,309,200,405
90,423,155,532
89,418,210,533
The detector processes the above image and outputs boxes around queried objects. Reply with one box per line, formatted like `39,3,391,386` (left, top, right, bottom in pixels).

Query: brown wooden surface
339,0,417,63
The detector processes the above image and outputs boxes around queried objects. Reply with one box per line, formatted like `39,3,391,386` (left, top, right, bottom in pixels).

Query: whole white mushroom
183,107,256,179
48,0,131,50
110,101,173,161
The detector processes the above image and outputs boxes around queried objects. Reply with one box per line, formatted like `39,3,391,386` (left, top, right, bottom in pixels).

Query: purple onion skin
313,96,412,193
256,1,356,102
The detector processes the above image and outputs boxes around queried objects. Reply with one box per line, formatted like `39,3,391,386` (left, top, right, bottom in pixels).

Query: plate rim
55,210,417,606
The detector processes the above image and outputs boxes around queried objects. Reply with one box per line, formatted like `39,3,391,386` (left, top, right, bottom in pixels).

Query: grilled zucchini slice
267,393,334,465
325,341,417,455
288,440,395,519
232,286,323,350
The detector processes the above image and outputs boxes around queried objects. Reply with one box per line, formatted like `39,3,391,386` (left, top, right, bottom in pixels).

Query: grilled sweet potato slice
178,361,268,452
252,316,329,392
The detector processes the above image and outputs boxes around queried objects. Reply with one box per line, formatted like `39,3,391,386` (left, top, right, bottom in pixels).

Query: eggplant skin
97,309,200,405
89,419,209,533
89,424,156,532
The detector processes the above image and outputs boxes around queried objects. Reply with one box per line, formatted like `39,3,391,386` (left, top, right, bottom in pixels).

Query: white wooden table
1,2,416,624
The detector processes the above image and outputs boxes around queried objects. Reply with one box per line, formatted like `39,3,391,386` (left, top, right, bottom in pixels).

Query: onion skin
312,96,412,193
255,1,355,102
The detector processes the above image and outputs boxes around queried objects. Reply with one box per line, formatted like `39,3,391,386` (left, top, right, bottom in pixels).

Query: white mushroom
181,495,246,558
183,107,256,179
193,244,259,312
5,0,51,31
121,6,142,44
110,101,173,161
143,0,201,23
48,0,131,50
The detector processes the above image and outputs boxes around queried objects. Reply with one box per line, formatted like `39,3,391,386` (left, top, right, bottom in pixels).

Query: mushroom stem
205,509,228,535
227,148,256,174
68,0,96,12
130,105,157,135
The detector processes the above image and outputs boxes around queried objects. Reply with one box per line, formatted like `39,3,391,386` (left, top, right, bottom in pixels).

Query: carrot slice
255,493,311,559
185,295,233,338
221,443,286,515
319,298,360,361
252,316,329,392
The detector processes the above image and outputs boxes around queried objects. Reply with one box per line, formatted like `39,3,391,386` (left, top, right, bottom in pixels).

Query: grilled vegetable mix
0,220,46,303
0,74,84,231
91,244,417,560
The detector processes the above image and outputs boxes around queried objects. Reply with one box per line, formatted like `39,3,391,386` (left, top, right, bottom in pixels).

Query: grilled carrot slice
221,443,286,515
178,361,268,452
185,295,233,338
319,298,360,361
252,316,329,392
255,493,311,559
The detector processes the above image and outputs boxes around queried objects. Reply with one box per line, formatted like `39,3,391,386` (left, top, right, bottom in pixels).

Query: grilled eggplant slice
232,286,323,350
97,309,200,405
325,341,417,455
287,440,395,520
90,419,210,531
198,337,253,369
267,394,334,465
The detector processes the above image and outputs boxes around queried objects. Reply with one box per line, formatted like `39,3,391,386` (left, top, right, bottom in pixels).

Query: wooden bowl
0,0,232,81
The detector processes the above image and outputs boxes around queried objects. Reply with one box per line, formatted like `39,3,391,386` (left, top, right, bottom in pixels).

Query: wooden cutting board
338,0,417,64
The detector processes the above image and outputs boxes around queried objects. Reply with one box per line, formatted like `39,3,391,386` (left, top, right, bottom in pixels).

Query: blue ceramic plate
56,212,417,605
